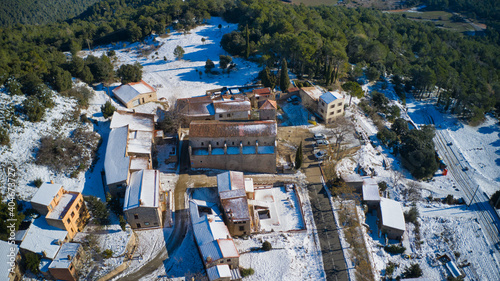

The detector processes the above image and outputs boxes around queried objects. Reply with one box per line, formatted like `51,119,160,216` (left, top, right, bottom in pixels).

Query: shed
379,198,406,240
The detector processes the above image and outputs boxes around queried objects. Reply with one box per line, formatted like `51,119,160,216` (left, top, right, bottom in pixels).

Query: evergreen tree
280,59,290,92
101,101,116,119
174,45,185,60
260,67,275,88
117,63,143,84
295,141,303,169
245,24,250,59
205,59,215,73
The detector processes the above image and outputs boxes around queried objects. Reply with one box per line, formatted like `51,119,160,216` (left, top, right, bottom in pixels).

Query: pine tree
295,141,303,169
245,24,250,59
280,59,290,92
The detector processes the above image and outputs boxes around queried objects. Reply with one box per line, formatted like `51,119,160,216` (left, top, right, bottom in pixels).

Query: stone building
217,171,251,236
258,100,277,120
48,243,83,281
112,80,157,108
123,169,163,229
189,120,277,173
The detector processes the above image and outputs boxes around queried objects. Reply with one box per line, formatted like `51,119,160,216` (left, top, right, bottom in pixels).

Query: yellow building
31,182,89,239
317,91,345,124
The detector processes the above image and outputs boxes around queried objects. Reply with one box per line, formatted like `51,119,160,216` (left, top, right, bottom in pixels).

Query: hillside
0,0,100,26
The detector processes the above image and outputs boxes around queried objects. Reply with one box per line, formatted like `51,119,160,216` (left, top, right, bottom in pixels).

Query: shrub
116,62,143,84
404,205,419,224
0,127,9,146
22,97,46,122
102,249,113,259
174,45,185,60
378,181,388,192
101,101,116,119
23,252,41,273
119,215,127,231
403,263,423,278
262,240,272,251
64,86,94,109
4,78,23,95
240,267,255,277
33,178,43,188
385,261,396,277
384,244,406,254
205,59,215,73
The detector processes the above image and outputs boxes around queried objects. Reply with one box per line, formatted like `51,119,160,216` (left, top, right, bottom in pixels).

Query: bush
384,244,406,254
119,215,127,231
102,249,113,259
240,267,255,277
404,205,419,224
23,252,41,274
262,240,272,251
403,263,423,278
101,101,116,119
378,181,388,192
22,97,46,122
33,178,43,188
64,86,94,109
174,45,185,60
4,78,23,95
0,127,9,146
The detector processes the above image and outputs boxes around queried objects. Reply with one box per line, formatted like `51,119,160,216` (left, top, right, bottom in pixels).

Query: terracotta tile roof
213,99,251,114
287,87,300,93
176,96,214,117
253,88,272,96
189,120,277,138
258,100,277,110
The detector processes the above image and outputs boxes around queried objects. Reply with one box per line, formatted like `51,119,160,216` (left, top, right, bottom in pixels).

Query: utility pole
468,185,480,207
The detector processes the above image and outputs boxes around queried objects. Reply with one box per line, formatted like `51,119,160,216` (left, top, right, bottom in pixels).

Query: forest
0,0,100,26
0,0,498,125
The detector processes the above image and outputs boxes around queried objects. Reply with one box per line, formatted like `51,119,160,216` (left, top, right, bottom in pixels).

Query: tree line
219,0,500,123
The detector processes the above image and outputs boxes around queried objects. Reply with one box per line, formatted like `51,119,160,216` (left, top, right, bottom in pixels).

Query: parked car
287,95,301,105
314,150,327,160
314,133,326,140
315,139,329,146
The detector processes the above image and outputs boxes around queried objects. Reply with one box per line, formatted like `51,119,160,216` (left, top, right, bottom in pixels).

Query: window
70,264,73,270
232,142,234,145
330,104,335,108
154,222,158,225
75,204,80,210
219,114,223,118
337,109,342,113
248,141,250,145
134,214,139,219
239,226,244,231
136,223,141,228
71,228,75,233
55,194,59,199
216,142,219,146
201,142,204,146
145,222,150,226
48,205,52,211
71,212,75,218
227,259,231,262
330,112,334,115
226,114,230,117
320,109,324,113
67,218,71,224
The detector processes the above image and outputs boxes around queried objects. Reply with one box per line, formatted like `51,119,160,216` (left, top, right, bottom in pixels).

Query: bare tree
329,116,354,159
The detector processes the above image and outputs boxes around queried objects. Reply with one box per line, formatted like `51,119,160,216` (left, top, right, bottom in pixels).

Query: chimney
50,180,54,184
139,199,143,206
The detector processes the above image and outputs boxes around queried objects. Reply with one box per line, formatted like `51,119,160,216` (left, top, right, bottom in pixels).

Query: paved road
302,138,348,281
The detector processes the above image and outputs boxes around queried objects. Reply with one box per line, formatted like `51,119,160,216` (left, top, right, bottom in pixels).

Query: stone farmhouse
104,110,160,197
217,171,252,236
112,80,157,108
189,120,277,173
123,169,164,229
48,243,83,281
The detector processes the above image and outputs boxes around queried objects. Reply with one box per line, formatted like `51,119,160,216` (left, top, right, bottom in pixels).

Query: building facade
112,80,157,108
189,120,277,173
30,182,89,239
48,243,83,281
217,171,251,236
123,169,163,229
317,91,345,124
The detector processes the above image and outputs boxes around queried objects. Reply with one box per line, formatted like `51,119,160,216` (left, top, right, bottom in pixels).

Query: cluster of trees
378,118,438,179
0,0,100,26
219,0,500,122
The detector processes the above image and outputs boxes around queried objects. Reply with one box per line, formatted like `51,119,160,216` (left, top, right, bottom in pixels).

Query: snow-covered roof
341,173,363,183
320,91,343,104
379,198,406,232
20,218,67,260
244,178,254,193
189,200,239,263
189,120,277,138
217,171,245,193
129,157,149,171
109,111,155,132
46,193,77,220
207,264,231,281
49,243,81,269
104,126,130,185
123,170,160,211
362,185,380,202
31,182,62,207
176,96,215,117
0,240,18,280
112,80,156,104
301,87,323,101
213,99,251,114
